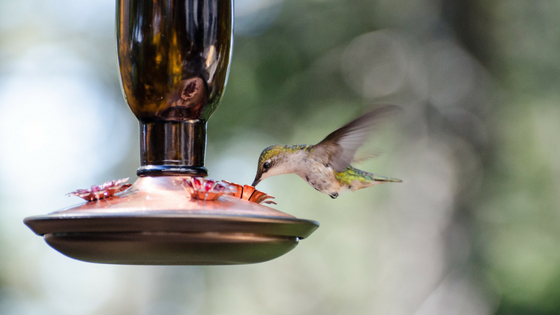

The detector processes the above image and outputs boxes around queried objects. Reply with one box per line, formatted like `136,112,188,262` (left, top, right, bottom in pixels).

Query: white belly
294,159,341,196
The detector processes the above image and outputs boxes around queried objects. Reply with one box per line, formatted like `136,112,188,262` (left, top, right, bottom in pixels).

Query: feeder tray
23,0,319,265
24,177,318,265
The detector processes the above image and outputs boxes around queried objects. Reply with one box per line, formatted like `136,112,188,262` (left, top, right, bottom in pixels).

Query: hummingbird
251,105,403,199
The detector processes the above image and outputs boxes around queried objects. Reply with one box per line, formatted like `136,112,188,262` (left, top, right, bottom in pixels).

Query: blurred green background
1,0,559,314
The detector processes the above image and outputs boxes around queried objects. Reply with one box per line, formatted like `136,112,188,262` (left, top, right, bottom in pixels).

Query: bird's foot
329,192,339,199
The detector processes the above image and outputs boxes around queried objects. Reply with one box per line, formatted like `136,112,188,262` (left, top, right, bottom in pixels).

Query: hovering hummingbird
251,105,403,199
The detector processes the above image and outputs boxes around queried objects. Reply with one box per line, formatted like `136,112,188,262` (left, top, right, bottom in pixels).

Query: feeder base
24,176,319,265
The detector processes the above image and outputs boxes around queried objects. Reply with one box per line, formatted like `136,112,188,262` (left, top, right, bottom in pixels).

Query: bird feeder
24,0,318,265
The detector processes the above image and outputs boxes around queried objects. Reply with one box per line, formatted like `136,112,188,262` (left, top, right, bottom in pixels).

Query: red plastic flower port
223,181,276,205
68,178,132,201
182,177,234,201
181,178,276,204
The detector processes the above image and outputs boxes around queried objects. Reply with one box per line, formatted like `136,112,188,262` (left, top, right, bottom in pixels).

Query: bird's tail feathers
370,174,403,183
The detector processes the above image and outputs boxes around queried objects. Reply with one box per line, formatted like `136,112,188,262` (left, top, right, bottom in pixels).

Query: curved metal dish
26,213,317,265
24,177,319,265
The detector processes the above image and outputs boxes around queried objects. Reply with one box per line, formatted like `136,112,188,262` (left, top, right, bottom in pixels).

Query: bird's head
251,145,293,186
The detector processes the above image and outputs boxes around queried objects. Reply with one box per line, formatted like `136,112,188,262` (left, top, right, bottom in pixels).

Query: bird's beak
251,172,262,187
251,178,261,187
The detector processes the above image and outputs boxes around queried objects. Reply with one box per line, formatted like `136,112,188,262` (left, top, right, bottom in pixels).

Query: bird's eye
263,161,271,171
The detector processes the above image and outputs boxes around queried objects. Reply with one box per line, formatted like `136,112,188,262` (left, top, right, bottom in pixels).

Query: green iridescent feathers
334,166,402,186
258,144,314,165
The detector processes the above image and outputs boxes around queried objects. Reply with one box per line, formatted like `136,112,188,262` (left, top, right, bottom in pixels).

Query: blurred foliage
1,0,560,314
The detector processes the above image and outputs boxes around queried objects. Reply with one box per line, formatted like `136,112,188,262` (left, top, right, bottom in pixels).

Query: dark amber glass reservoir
117,0,234,176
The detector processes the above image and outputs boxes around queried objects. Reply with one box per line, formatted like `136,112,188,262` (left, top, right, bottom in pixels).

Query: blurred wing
352,151,382,164
315,105,401,172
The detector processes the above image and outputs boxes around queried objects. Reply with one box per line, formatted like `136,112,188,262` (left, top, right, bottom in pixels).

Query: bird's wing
314,105,401,172
352,151,382,164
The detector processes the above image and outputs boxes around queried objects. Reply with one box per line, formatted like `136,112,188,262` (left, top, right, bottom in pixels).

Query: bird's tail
369,173,403,183
337,166,403,188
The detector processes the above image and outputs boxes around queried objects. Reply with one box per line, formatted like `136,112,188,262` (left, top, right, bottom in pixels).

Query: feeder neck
138,121,207,177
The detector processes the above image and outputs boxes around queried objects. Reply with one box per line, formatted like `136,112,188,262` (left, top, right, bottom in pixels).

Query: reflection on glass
117,0,233,122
